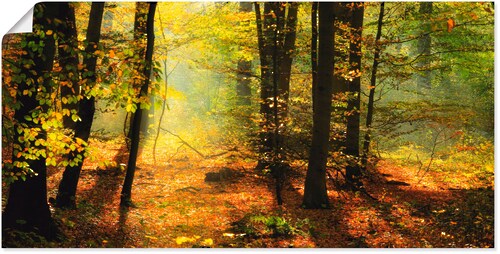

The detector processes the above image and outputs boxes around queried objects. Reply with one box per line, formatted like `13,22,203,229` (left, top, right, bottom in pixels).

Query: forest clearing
1,2,494,248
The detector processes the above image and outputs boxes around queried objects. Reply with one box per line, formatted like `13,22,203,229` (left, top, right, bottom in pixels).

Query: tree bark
311,2,318,113
121,2,157,207
57,3,80,130
255,2,298,205
128,2,151,139
55,2,105,209
302,2,335,209
255,2,275,170
362,2,384,168
2,2,60,240
345,2,365,188
417,2,432,89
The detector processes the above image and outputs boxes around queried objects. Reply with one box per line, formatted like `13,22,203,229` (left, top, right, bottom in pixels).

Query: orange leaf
447,18,455,33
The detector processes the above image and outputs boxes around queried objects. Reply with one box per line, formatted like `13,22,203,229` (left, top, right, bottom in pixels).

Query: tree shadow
269,162,494,248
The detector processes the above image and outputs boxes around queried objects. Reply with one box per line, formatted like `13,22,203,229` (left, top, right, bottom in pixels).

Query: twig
416,128,443,184
167,143,185,163
160,127,205,158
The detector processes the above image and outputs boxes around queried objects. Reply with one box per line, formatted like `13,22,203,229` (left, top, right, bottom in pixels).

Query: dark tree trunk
330,2,350,151
311,2,318,113
2,3,60,240
236,2,253,105
128,2,150,139
255,2,275,170
345,2,365,188
302,2,335,209
57,3,80,129
255,2,298,205
121,2,157,207
417,2,432,89
362,2,385,169
277,2,298,115
55,2,105,209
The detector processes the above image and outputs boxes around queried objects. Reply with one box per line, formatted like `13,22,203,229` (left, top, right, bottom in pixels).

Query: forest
1,1,494,248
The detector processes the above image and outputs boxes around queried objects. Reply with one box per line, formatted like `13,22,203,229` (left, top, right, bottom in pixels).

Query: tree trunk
2,3,60,240
345,3,365,188
362,2,384,169
302,2,335,209
236,2,253,105
255,2,275,170
57,3,80,130
330,2,350,151
121,2,157,207
277,2,298,123
55,2,105,209
311,2,318,113
128,2,150,139
255,2,298,205
417,2,432,89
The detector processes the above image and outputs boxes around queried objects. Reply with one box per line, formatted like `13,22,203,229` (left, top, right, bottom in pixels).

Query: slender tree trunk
121,2,157,207
55,2,105,209
128,2,150,139
417,2,432,89
362,2,385,168
345,2,365,188
58,3,80,130
330,2,350,151
255,2,275,171
255,2,298,205
3,3,60,240
236,2,253,105
311,2,318,113
302,2,335,209
277,2,298,115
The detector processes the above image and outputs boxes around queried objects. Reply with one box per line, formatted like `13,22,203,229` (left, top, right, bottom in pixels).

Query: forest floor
3,136,494,248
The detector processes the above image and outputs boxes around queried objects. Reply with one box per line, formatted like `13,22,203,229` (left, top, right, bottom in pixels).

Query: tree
311,2,318,113
344,3,365,188
121,2,157,207
2,2,61,239
362,2,385,168
55,2,105,209
302,2,335,209
416,2,433,89
235,2,253,106
57,3,80,130
254,2,298,205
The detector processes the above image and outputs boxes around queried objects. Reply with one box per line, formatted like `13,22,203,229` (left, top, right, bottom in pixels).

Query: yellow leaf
223,233,235,237
46,30,53,36
109,50,115,58
23,90,29,96
175,236,195,245
202,238,213,246
145,235,157,240
55,112,63,121
126,104,133,112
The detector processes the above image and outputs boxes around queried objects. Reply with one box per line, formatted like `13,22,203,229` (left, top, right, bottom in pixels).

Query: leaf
109,50,115,58
175,236,195,245
447,18,455,33
202,238,213,246
45,30,53,36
